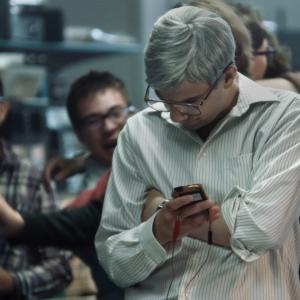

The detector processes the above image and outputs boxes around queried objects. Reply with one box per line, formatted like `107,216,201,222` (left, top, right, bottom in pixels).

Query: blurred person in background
231,3,300,92
181,0,300,92
0,71,135,300
0,78,72,299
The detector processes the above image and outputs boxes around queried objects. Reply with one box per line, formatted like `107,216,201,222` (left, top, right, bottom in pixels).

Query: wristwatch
155,199,170,212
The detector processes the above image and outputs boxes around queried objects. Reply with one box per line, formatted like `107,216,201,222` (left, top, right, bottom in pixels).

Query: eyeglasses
253,47,276,57
144,62,233,116
79,105,136,132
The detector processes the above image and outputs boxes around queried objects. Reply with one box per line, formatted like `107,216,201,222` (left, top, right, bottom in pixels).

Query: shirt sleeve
222,98,300,262
95,126,181,288
14,200,102,248
10,181,72,299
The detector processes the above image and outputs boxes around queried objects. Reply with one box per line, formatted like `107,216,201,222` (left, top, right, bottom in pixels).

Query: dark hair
264,31,291,78
66,71,129,130
232,3,292,78
248,22,268,51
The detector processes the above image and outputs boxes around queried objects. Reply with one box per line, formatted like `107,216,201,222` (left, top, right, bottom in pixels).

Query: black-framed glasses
253,47,276,57
144,62,233,116
79,105,136,132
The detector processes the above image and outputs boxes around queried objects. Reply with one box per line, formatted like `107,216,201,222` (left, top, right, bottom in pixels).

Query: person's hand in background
0,194,24,238
42,155,87,193
0,267,14,296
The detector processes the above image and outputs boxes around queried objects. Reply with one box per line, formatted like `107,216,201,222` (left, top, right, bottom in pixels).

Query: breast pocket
224,153,253,191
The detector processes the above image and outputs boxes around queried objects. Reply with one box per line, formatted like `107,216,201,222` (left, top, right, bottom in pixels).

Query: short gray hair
144,6,236,90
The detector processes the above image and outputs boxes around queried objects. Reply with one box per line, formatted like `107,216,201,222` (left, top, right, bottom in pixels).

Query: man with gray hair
95,6,300,299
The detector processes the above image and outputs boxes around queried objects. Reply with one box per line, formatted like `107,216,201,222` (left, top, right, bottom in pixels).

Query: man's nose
170,106,189,123
103,118,118,132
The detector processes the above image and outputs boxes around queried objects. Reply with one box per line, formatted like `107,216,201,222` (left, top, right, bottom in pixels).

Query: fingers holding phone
153,184,220,247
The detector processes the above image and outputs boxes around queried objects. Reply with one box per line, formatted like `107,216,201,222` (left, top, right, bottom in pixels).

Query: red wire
172,218,181,244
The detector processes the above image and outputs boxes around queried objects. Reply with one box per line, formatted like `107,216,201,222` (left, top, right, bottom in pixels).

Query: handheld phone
172,184,211,244
172,184,208,201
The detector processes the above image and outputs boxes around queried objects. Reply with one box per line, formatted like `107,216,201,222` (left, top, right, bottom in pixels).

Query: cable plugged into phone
166,184,213,300
172,215,213,245
171,184,213,244
208,221,213,245
172,216,181,244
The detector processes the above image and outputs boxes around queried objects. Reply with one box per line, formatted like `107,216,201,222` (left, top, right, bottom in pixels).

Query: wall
44,0,144,108
228,0,300,30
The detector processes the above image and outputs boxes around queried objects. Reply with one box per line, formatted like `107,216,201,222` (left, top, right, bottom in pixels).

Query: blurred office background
0,0,299,298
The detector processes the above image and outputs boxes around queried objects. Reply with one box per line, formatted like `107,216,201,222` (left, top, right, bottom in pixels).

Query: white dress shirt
95,74,300,300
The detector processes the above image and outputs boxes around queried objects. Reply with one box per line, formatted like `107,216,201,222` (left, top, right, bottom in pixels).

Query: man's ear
0,102,10,124
223,65,238,89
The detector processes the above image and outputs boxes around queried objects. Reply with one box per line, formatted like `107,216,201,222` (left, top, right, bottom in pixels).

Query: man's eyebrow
80,113,100,120
81,105,125,119
181,94,205,103
155,92,205,104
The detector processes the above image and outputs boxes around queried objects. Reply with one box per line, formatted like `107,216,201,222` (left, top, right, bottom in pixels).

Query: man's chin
182,118,211,131
182,123,203,131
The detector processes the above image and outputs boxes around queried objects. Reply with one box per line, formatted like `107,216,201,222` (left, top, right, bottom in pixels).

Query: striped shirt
0,139,72,300
95,74,300,299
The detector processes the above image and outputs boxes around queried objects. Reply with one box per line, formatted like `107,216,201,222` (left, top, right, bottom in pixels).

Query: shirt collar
230,73,280,117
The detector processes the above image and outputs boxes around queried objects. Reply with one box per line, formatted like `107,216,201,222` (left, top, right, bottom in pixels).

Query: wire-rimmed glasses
144,62,233,116
79,105,136,132
253,47,276,57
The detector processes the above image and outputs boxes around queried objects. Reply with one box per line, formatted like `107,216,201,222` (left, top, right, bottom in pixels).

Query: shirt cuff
222,186,261,262
139,212,182,264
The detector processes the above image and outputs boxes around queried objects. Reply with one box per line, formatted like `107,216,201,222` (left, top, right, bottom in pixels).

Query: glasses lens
147,100,170,112
108,107,127,120
81,106,131,132
146,86,202,115
147,86,161,101
146,86,168,112
81,116,101,131
253,48,276,57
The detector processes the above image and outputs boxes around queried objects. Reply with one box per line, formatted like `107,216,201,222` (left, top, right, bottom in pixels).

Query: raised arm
0,194,102,248
42,155,87,192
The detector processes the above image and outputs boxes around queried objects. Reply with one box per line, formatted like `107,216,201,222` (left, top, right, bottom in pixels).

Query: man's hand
0,267,15,295
188,211,231,247
0,194,24,238
153,195,220,247
42,156,87,192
